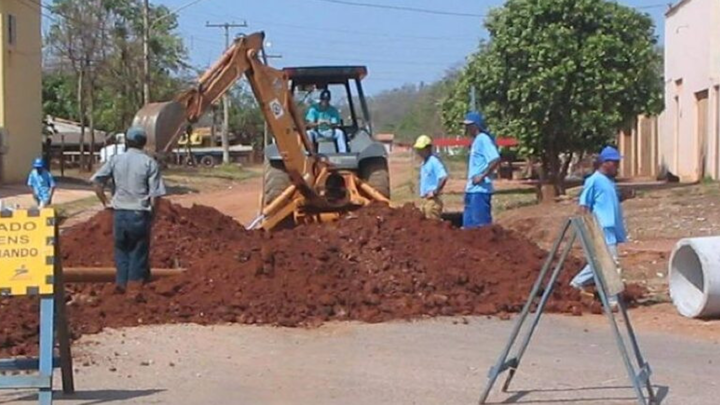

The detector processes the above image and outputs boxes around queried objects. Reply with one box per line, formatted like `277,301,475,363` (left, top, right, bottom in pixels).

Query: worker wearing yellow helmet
413,134,448,220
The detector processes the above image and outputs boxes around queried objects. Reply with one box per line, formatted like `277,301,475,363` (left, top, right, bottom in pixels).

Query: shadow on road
1,389,165,405
487,384,669,404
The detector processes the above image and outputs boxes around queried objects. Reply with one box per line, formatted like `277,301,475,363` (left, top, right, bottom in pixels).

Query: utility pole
143,0,151,105
206,21,248,165
470,87,477,112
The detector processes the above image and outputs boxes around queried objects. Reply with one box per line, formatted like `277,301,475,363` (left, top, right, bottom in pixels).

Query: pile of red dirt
0,201,644,356
61,200,253,269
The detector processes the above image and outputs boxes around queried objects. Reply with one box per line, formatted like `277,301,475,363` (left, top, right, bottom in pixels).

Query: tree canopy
43,0,191,168
442,0,663,192
369,73,457,143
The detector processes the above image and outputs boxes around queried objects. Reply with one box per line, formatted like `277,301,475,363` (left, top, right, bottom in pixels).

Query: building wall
0,1,42,183
617,116,658,179
659,0,720,181
711,1,720,179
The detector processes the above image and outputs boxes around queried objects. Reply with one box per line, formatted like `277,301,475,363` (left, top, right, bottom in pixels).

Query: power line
263,30,472,53
236,17,477,42
18,0,61,23
20,0,86,26
27,0,212,28
310,0,485,18
151,0,208,28
314,0,667,15
634,3,670,10
277,50,456,67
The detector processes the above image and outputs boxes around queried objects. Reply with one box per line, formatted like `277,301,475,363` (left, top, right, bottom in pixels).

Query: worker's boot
126,281,147,303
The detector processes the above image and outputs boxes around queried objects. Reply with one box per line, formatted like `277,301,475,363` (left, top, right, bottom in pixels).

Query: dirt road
168,153,417,226
1,315,717,405
169,176,262,226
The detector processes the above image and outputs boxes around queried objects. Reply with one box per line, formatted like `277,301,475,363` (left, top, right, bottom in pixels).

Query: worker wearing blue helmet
571,146,627,291
462,111,501,228
27,157,56,208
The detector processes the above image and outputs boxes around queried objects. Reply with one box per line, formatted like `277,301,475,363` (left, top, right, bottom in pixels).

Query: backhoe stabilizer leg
261,198,300,231
358,180,390,204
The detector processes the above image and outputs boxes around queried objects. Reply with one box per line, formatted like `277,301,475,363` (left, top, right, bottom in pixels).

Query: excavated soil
0,201,644,356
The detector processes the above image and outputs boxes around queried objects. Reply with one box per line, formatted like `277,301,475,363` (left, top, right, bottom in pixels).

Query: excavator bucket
131,101,187,155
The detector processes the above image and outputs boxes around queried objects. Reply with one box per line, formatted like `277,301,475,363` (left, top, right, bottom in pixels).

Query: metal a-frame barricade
479,215,656,405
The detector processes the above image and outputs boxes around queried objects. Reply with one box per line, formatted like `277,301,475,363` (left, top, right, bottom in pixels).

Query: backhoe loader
131,32,390,231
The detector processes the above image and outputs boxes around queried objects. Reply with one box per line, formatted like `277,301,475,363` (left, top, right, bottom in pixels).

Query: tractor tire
263,161,292,207
360,157,390,199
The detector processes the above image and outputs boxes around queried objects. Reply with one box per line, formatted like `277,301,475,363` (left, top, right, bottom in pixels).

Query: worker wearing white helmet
413,134,448,220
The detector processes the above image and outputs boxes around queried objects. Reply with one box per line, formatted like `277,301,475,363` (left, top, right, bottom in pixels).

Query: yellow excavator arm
132,31,388,230
135,32,320,199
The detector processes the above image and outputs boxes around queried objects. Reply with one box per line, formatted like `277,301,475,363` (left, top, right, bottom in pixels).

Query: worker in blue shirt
27,157,56,208
413,134,448,220
571,146,627,290
305,89,348,153
462,111,501,228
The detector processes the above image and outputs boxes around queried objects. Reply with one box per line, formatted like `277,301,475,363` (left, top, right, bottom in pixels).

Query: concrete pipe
668,236,720,318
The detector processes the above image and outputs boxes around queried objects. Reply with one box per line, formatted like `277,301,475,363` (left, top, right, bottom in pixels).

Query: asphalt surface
0,315,717,405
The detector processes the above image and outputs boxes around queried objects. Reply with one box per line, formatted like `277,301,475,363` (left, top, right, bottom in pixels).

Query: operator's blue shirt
306,104,341,134
419,154,448,197
466,132,500,194
579,171,627,245
27,169,55,203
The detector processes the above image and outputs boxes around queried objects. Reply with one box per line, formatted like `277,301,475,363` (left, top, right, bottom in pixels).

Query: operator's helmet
320,89,331,101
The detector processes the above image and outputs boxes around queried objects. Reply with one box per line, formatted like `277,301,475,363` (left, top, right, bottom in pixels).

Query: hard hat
413,134,433,149
32,158,44,168
320,89,331,101
126,126,147,142
462,111,487,130
599,146,622,162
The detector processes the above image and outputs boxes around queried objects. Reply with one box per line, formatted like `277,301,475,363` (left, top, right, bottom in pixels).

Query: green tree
92,0,188,133
442,0,662,195
42,72,78,120
227,83,265,150
44,0,189,168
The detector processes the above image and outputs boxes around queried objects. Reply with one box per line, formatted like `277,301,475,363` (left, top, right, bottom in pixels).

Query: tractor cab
265,66,387,170
287,66,370,154
263,65,390,205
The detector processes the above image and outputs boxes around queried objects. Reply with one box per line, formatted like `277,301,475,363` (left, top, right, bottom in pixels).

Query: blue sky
154,0,669,95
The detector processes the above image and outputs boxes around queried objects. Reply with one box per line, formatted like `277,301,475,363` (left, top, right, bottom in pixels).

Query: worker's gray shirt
90,148,166,211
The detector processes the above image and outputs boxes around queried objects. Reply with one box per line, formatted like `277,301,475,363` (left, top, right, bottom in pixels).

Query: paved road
1,315,717,405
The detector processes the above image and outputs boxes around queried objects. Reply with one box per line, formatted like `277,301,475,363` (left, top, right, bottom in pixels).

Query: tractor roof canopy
283,66,368,85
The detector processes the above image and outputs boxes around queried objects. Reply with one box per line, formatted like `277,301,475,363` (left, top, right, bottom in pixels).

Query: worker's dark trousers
113,210,151,288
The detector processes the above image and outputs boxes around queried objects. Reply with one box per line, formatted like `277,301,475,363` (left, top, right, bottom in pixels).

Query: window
7,14,16,46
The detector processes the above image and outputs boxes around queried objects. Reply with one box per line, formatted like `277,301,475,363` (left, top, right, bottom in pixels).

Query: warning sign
0,209,56,296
